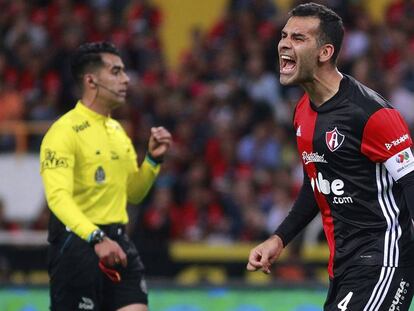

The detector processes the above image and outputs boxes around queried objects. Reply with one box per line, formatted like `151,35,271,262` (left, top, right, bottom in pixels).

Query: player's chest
294,107,363,165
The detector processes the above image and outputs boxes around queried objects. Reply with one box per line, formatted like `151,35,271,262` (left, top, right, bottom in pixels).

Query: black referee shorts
48,224,148,311
324,265,414,311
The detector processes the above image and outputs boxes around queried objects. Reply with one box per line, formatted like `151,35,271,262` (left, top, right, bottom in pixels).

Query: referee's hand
246,235,284,274
148,126,172,159
94,237,127,267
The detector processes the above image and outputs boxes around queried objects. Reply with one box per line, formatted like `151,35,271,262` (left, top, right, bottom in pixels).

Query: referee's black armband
145,152,163,165
274,173,319,246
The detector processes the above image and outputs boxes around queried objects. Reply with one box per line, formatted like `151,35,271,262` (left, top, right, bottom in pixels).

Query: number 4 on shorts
337,292,353,311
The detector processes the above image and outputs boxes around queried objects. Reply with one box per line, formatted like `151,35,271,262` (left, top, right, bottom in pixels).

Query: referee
40,42,172,311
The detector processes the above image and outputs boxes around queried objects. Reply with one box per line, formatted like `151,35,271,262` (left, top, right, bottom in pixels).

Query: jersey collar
309,74,350,112
75,101,109,121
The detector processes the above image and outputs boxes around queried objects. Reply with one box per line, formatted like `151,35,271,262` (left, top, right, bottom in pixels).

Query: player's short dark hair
290,2,344,63
71,41,120,85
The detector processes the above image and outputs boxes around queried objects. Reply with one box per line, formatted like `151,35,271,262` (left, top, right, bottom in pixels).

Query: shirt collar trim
75,101,109,121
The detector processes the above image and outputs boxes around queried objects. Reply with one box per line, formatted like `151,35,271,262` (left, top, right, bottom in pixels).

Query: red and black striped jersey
286,74,414,278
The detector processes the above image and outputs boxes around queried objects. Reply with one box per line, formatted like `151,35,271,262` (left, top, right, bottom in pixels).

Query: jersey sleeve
361,108,414,180
274,171,319,246
40,122,98,240
126,136,161,204
397,170,414,220
361,108,412,162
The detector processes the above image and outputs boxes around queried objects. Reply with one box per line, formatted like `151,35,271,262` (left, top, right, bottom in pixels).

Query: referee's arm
40,123,98,240
126,152,160,204
126,126,172,204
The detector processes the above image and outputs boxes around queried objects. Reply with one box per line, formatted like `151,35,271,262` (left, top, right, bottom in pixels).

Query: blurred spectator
0,82,24,124
142,187,175,241
237,119,282,170
0,51,24,151
385,69,414,127
30,204,50,231
265,186,293,234
171,184,228,241
242,53,286,121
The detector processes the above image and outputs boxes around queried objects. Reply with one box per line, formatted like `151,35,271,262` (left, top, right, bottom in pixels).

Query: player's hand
246,235,284,274
94,237,127,267
148,126,172,160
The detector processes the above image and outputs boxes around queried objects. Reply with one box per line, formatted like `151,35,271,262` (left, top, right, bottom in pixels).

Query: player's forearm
274,175,319,246
127,156,160,204
397,170,414,220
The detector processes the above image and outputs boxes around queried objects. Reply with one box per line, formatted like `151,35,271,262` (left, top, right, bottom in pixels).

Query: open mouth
280,55,296,74
118,90,127,97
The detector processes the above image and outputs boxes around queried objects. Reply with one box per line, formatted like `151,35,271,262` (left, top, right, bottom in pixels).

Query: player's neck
81,92,111,116
302,68,343,107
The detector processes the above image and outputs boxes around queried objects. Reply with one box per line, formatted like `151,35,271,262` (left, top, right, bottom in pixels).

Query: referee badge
95,166,106,184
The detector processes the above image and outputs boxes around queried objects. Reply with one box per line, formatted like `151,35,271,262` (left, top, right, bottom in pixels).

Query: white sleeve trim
384,147,414,181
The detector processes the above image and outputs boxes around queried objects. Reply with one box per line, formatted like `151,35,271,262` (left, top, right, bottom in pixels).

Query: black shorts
48,224,147,311
324,265,414,311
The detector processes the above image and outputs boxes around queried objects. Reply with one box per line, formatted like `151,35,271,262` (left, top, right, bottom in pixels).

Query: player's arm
384,147,414,219
274,171,320,245
396,170,414,220
361,107,414,218
40,122,99,240
247,171,319,273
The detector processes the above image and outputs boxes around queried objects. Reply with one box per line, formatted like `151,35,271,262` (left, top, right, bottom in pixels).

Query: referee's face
278,16,321,86
95,53,130,110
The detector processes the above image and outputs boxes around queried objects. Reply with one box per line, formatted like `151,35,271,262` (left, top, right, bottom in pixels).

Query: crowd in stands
1,0,414,250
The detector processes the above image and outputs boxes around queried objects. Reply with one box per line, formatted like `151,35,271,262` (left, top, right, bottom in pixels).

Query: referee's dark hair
290,2,344,64
71,41,121,86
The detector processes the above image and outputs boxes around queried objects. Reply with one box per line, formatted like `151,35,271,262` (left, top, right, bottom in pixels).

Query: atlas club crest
326,127,345,152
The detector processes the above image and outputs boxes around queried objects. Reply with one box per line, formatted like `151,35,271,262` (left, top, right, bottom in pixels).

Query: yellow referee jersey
40,101,160,240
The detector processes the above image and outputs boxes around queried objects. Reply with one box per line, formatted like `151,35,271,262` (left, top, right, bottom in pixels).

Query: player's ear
85,74,97,89
319,44,335,63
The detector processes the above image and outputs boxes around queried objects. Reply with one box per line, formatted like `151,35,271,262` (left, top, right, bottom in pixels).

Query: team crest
325,127,345,152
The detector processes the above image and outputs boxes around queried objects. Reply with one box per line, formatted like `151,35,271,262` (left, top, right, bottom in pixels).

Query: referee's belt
98,224,126,238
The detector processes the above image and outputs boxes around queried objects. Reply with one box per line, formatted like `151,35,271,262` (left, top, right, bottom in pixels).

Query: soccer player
247,3,414,310
40,42,172,311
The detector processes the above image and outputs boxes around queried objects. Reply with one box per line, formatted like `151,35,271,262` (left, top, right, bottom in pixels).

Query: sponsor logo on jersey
41,149,68,171
325,127,345,152
78,297,94,310
310,172,353,204
396,151,410,164
385,134,410,150
296,125,302,137
72,121,90,133
302,151,327,165
388,279,409,311
385,148,414,179
95,166,106,184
